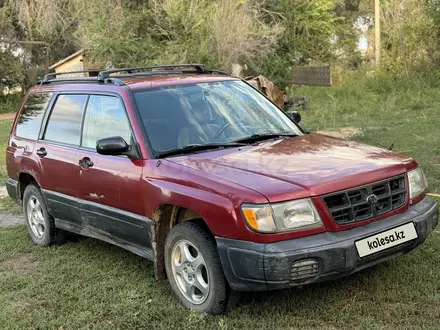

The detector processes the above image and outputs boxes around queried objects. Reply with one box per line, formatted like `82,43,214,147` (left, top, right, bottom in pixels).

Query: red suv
6,65,438,314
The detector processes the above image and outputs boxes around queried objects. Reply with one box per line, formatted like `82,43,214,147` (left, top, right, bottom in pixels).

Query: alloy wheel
171,239,210,305
27,195,45,238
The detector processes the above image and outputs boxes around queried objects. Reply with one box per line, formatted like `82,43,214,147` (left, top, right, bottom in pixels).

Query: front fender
142,160,268,240
144,178,247,239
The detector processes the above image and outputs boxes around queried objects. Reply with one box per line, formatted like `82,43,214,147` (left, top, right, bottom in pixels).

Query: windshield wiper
156,142,247,159
233,132,298,144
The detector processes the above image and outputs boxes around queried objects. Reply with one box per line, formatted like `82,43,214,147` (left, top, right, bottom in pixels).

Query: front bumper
216,196,438,291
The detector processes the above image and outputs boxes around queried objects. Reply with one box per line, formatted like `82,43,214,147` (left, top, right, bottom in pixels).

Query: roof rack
42,69,101,81
97,64,208,80
37,64,230,86
37,76,125,86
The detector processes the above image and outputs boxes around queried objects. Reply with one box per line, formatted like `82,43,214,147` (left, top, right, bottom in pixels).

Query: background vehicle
6,65,438,314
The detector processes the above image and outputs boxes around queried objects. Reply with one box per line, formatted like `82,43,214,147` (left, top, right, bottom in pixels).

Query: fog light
290,259,319,284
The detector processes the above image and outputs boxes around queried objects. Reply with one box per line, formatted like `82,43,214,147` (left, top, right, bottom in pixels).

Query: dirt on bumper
216,197,438,291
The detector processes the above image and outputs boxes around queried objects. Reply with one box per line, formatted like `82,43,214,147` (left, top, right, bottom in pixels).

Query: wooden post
44,47,50,73
375,0,381,65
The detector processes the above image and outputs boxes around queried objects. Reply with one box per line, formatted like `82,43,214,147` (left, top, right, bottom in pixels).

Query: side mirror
287,110,301,123
96,136,130,156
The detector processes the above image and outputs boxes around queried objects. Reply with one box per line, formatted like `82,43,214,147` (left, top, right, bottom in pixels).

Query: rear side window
82,95,131,149
44,94,87,145
15,92,53,140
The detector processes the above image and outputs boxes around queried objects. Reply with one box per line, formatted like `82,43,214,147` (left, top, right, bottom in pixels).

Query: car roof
31,64,243,94
29,73,239,94
123,74,239,90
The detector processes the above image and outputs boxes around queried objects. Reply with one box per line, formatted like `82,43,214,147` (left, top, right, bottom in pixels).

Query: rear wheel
165,220,231,314
23,184,67,246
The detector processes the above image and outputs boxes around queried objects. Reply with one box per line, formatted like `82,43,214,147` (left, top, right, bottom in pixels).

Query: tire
164,220,231,314
23,184,67,246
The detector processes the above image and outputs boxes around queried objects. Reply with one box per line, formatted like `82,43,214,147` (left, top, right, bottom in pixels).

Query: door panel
37,143,79,197
40,185,80,226
76,150,150,248
37,94,87,225
77,94,150,249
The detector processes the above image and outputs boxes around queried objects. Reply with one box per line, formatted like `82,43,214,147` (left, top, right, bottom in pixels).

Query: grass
297,72,440,194
1,72,440,329
0,120,13,185
1,224,440,329
0,96,20,115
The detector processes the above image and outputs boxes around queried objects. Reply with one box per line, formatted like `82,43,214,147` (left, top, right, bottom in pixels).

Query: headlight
242,198,323,233
272,199,323,231
408,167,428,199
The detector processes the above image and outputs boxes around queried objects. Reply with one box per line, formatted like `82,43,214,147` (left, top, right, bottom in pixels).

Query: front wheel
164,220,231,314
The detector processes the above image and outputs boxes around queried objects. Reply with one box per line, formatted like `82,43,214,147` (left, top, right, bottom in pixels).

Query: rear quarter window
44,94,87,146
15,92,53,140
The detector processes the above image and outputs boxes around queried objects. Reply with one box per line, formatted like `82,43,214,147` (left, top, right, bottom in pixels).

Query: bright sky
358,36,369,51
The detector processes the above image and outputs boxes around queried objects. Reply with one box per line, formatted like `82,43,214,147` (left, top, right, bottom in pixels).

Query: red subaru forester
6,65,438,314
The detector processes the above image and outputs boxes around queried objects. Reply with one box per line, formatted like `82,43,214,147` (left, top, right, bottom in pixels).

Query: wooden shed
48,49,99,76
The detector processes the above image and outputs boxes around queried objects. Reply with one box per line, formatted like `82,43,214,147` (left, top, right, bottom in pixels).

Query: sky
358,36,369,51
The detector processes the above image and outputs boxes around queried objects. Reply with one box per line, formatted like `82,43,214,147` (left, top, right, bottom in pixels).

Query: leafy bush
0,50,24,91
0,95,21,114
76,0,283,72
255,0,339,88
3,0,440,90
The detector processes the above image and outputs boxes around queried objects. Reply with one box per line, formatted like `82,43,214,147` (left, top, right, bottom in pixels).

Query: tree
258,0,340,87
0,49,24,91
1,0,79,87
379,0,436,74
334,0,363,68
73,0,153,68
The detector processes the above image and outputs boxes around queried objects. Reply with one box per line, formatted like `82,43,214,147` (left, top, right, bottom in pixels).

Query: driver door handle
79,157,94,168
36,148,47,158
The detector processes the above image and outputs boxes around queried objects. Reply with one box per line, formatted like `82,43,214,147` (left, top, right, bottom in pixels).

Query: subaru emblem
366,194,379,205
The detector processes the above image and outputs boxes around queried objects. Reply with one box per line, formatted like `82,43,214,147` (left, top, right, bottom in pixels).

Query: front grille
322,175,407,225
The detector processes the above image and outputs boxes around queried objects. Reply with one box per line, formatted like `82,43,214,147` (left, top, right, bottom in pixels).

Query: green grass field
1,73,440,329
0,120,12,184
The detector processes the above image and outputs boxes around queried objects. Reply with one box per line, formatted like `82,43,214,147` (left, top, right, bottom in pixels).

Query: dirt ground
0,187,8,198
0,253,38,275
0,113,15,121
0,213,24,227
316,126,361,139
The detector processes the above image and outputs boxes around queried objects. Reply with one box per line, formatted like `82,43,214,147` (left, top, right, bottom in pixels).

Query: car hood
168,133,417,203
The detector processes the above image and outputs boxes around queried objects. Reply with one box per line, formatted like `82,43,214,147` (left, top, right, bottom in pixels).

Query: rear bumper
5,177,19,202
216,196,438,291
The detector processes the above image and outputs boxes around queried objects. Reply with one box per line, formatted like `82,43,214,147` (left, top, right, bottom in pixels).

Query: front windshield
133,80,303,154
